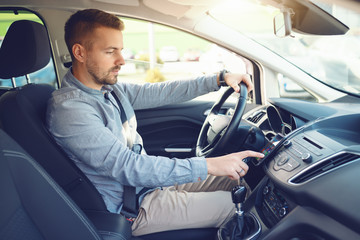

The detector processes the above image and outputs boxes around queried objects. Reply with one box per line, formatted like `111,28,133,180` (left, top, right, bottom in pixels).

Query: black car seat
0,19,217,240
0,19,110,211
0,19,134,240
0,129,103,240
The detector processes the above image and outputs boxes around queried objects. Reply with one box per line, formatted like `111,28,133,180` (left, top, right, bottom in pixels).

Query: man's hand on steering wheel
217,72,254,93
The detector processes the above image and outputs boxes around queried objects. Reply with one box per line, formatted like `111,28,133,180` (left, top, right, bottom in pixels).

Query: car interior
0,0,360,240
0,17,218,240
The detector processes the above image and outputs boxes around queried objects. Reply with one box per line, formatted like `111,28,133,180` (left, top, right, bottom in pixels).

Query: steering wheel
196,83,248,157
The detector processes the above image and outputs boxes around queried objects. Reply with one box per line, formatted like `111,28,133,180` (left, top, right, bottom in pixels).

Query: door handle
164,148,192,153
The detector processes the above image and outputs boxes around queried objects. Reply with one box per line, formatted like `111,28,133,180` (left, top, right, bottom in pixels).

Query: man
46,9,264,236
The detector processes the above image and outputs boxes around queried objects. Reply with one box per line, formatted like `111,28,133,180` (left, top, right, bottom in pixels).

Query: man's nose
115,52,125,66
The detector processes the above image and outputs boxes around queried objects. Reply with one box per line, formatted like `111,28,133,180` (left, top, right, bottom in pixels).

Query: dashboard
242,97,360,240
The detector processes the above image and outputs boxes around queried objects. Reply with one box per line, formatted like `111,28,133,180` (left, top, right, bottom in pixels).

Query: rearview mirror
264,0,349,36
273,8,293,38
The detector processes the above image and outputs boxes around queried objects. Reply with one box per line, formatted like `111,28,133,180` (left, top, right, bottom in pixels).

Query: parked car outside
159,46,179,62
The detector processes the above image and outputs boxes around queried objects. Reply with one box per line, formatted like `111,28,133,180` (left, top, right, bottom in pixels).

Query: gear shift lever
231,181,247,216
218,178,261,240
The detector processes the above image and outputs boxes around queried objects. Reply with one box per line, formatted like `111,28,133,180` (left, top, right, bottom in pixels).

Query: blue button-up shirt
46,69,219,213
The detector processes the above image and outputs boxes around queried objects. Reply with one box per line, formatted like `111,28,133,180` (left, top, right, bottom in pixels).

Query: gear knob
232,185,247,204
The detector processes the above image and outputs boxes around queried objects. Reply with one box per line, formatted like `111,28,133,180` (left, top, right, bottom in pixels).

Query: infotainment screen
252,133,284,166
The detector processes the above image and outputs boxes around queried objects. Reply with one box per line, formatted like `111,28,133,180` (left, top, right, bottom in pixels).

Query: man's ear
72,43,86,63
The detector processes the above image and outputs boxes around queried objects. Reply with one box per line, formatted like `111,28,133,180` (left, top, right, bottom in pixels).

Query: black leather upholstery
0,83,108,211
0,20,50,79
0,20,105,211
0,129,102,240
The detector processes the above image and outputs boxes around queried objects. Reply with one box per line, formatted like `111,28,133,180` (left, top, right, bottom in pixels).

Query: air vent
247,111,265,124
290,152,360,184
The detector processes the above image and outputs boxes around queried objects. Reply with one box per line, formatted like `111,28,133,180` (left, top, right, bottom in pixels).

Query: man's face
84,26,125,87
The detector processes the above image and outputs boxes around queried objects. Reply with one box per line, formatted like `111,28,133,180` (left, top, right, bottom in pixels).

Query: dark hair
64,9,124,59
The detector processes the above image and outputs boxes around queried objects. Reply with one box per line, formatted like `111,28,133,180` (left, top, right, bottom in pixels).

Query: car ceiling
5,0,360,33
4,0,360,18
3,0,220,20
2,0,226,38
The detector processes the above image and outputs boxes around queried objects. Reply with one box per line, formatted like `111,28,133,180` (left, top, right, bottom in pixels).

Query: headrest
0,20,51,79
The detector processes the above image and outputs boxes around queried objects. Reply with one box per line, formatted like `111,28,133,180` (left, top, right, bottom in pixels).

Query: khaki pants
132,175,243,236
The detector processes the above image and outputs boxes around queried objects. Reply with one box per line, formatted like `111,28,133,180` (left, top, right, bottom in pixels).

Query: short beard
86,60,120,86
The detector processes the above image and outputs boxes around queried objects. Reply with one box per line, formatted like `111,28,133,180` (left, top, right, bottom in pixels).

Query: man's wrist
218,69,228,87
205,157,214,175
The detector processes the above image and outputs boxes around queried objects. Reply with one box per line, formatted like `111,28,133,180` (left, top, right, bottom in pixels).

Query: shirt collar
62,68,114,95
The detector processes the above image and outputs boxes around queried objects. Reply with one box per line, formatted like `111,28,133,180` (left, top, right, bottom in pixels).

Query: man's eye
106,51,114,54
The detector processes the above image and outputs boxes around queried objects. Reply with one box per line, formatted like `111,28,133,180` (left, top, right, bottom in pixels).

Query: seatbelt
109,91,139,219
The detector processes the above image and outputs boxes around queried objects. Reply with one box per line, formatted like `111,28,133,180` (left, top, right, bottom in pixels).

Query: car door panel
135,99,257,158
136,100,213,158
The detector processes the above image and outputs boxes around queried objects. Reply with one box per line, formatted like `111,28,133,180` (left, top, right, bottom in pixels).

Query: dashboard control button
282,158,300,171
301,153,312,163
279,207,287,217
283,140,292,148
263,186,270,195
273,155,300,172
277,156,289,166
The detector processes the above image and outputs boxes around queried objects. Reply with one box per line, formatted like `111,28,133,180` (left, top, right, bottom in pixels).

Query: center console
265,129,338,184
242,105,360,240
256,179,294,228
251,128,339,230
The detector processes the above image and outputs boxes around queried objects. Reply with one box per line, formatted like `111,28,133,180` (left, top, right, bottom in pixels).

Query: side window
120,18,253,102
0,10,57,89
277,73,317,102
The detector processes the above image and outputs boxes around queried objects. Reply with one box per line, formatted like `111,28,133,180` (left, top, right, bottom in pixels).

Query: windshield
210,0,360,97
